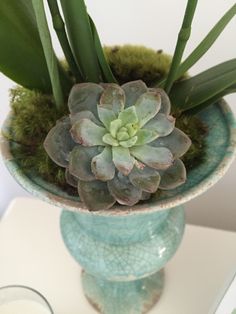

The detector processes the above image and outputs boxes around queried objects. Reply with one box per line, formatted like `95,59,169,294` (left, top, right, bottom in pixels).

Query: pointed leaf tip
91,147,115,181
108,173,142,206
130,145,173,170
112,146,135,175
122,80,148,107
159,159,187,190
129,165,161,193
135,91,161,127
100,84,125,114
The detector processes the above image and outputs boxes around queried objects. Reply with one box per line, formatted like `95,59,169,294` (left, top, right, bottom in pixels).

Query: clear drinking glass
0,285,53,314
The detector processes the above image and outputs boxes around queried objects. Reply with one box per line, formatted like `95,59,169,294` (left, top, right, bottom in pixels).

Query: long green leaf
164,0,198,93
32,0,64,110
170,59,236,111
0,0,71,95
60,0,102,82
186,84,236,115
47,0,83,82
89,16,117,83
176,4,236,79
0,1,52,92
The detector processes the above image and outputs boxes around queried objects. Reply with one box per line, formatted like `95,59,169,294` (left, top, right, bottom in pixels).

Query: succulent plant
44,80,191,210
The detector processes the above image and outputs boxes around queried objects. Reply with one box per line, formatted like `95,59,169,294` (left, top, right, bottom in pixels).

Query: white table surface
0,198,236,314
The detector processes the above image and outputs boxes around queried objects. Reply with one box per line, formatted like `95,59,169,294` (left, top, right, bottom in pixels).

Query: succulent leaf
69,110,101,125
65,168,78,187
70,110,101,125
108,172,142,206
140,191,151,201
112,146,135,175
151,128,192,158
91,147,115,181
135,91,161,127
78,180,116,211
102,133,119,146
68,83,104,117
117,128,130,141
144,113,175,137
69,146,98,181
149,88,171,115
126,123,139,137
159,159,187,190
44,117,75,167
119,136,138,148
71,118,106,146
110,119,122,138
130,145,173,170
118,106,138,126
100,83,125,114
97,106,116,129
129,165,161,193
122,80,148,107
135,129,158,146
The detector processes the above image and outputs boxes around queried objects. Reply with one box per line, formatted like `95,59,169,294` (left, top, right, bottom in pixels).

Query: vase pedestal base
81,269,164,314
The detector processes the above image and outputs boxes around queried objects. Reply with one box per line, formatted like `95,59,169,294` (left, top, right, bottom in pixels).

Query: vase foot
81,269,164,314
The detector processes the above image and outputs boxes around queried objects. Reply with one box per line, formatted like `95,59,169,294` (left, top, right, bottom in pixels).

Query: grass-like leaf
47,0,83,82
0,1,52,92
170,59,236,111
89,16,117,83
60,0,102,82
186,84,236,115
32,0,65,110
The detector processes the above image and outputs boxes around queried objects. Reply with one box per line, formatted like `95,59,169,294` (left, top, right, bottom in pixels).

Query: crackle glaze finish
60,206,184,313
1,101,236,314
60,207,184,280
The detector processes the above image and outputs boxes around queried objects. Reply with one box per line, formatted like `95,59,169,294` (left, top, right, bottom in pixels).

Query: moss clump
7,87,76,193
105,45,173,86
9,87,67,145
175,114,208,170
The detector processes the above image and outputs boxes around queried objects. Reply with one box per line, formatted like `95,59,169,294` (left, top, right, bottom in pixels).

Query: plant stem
32,0,64,111
175,3,236,80
60,0,102,83
164,0,198,94
89,16,117,83
47,0,83,82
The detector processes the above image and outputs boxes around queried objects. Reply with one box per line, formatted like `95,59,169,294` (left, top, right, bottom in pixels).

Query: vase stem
82,269,165,314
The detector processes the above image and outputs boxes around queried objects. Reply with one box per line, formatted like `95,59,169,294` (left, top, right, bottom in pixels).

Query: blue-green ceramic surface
1,100,236,313
60,206,184,313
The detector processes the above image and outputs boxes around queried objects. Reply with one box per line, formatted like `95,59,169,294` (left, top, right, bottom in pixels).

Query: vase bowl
1,100,236,313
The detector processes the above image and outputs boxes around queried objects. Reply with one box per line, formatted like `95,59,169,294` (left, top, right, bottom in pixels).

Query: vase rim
1,100,236,216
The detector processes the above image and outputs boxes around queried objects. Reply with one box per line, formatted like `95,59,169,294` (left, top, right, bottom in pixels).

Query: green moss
105,45,173,86
6,45,207,194
7,87,76,193
9,86,68,145
175,114,208,170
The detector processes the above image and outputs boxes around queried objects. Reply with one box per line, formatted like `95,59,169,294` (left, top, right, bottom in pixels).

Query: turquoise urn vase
1,100,236,313
60,205,184,313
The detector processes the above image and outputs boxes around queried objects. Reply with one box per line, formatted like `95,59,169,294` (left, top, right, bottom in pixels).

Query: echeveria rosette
44,80,191,210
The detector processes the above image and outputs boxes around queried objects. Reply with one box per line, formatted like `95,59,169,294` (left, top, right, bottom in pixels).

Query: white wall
1,0,236,230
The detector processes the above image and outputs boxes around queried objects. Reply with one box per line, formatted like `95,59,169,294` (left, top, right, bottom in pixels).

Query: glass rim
0,285,54,313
